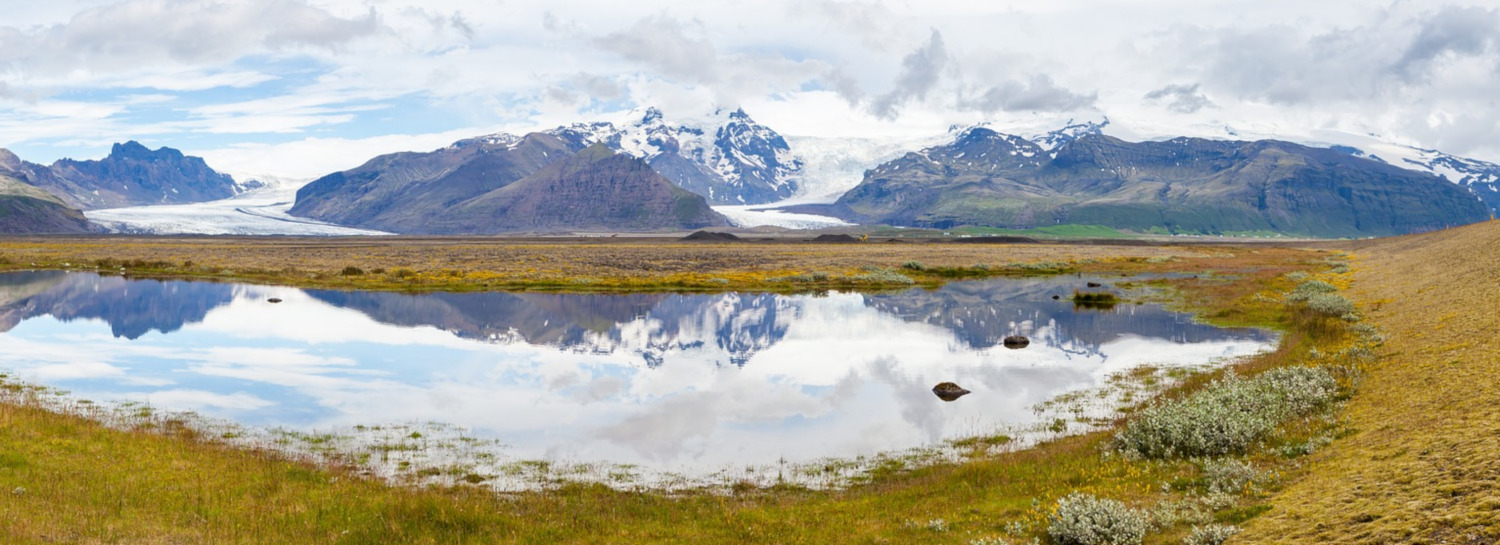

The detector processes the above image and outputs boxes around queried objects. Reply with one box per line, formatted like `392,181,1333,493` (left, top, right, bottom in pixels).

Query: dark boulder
812,234,861,243
682,230,741,241
1003,335,1030,349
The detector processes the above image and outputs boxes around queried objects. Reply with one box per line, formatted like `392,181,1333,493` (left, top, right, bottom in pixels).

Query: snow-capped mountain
549,107,803,205
924,115,1500,217
1341,146,1500,215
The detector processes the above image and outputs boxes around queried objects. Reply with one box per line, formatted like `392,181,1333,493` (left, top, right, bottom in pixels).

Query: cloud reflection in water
0,271,1275,475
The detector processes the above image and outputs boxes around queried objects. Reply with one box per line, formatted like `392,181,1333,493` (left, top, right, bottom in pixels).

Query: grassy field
1238,220,1500,544
0,235,1187,292
0,235,1438,543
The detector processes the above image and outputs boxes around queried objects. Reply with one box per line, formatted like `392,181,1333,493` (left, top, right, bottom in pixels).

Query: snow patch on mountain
547,107,803,205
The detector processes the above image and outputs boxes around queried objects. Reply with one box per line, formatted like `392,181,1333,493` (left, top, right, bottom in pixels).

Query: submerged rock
932,382,971,402
1003,335,1030,349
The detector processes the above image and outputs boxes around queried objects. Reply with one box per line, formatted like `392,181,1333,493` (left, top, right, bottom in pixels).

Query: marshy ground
0,235,1188,292
0,225,1497,543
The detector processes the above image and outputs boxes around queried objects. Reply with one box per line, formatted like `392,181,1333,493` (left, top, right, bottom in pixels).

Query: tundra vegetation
0,226,1492,543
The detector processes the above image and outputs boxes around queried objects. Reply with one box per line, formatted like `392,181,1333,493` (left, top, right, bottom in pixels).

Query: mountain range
290,139,728,234
0,141,252,210
807,128,1490,237
4,109,1500,237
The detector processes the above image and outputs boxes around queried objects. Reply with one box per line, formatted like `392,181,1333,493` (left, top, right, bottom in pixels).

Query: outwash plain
1,223,1495,544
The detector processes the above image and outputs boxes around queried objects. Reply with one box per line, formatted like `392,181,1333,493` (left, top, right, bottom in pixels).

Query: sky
1,0,1498,179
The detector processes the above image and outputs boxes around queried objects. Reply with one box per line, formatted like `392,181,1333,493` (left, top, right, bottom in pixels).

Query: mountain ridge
0,142,251,210
290,138,729,234
818,128,1490,238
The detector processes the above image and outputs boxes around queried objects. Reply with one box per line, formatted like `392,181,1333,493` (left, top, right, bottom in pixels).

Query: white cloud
0,0,380,77
3,0,1500,169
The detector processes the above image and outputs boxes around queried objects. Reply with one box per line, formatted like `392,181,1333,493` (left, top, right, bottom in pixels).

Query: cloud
594,15,718,84
1394,6,1500,80
0,0,381,78
869,30,948,119
1182,6,1500,105
789,0,903,51
1144,83,1213,113
962,74,1097,113
589,14,855,109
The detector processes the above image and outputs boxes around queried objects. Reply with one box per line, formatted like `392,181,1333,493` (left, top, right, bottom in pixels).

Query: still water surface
0,271,1274,484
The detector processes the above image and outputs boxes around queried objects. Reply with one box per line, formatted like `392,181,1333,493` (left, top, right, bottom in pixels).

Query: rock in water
1003,335,1030,349
932,382,971,402
267,298,283,304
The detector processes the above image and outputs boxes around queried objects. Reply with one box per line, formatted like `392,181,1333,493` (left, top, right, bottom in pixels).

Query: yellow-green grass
0,236,1188,293
0,241,1361,543
1239,220,1500,544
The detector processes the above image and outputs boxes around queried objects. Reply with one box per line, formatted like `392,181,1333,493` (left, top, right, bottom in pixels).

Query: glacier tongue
86,176,389,236
713,205,853,229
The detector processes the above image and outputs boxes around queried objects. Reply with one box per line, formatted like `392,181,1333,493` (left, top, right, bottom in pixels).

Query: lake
0,270,1274,489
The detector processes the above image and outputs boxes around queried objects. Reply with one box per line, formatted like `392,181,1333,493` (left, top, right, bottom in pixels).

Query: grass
952,224,1137,239
0,238,1411,543
0,236,1187,293
1073,290,1121,310
1235,220,1500,543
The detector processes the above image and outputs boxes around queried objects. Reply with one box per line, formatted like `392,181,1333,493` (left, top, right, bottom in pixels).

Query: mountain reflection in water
0,271,1275,475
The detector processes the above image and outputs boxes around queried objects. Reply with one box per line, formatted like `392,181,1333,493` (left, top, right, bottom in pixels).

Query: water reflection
0,271,1274,478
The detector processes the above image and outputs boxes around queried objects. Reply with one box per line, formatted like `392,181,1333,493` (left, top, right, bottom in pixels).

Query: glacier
86,175,388,236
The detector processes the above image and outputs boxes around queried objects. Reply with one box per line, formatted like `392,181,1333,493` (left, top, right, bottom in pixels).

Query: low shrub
901,260,926,271
340,266,366,276
1113,367,1339,458
1074,290,1120,310
1074,290,1120,304
1286,280,1337,303
1200,459,1268,495
1007,260,1069,273
1183,524,1239,545
1047,492,1148,545
1304,294,1355,317
852,267,915,285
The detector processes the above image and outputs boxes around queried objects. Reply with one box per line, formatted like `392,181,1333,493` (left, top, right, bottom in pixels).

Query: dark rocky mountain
0,142,250,210
1390,149,1500,216
291,137,729,234
0,156,95,233
547,108,802,205
290,132,578,232
822,129,1490,237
